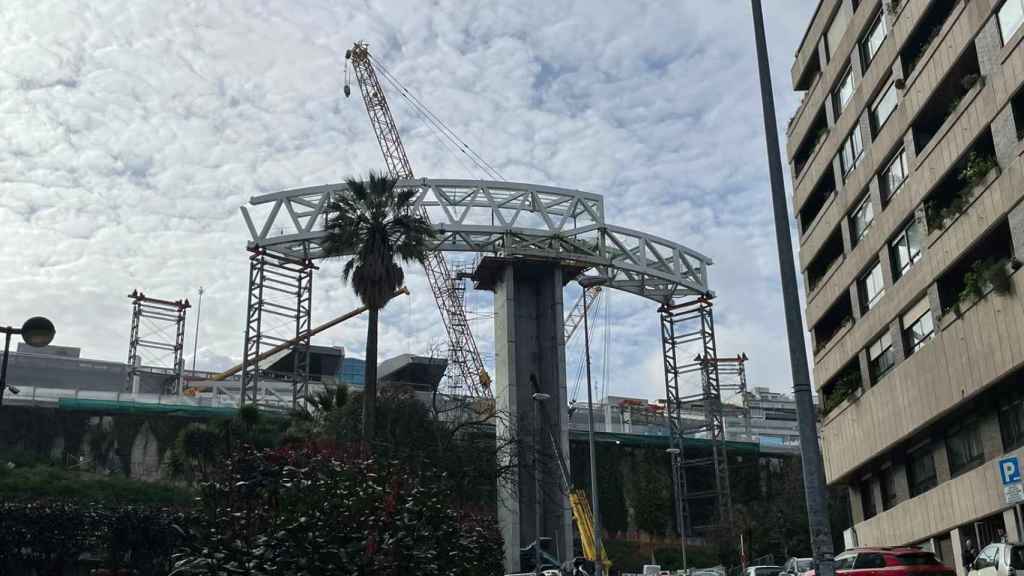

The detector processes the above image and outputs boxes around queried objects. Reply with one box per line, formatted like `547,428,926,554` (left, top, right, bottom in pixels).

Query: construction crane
345,41,491,397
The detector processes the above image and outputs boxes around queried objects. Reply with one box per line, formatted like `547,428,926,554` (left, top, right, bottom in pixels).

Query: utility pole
749,2,836,576
191,286,204,374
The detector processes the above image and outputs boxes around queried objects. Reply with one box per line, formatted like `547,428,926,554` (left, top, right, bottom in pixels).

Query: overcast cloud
0,0,818,402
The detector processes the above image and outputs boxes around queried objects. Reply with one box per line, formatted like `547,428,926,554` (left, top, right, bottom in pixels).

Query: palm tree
323,171,436,440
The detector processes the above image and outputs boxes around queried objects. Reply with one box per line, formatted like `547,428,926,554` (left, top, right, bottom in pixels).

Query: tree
322,171,436,440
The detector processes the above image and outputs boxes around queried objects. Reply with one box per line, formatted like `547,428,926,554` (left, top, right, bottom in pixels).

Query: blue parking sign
1000,457,1021,485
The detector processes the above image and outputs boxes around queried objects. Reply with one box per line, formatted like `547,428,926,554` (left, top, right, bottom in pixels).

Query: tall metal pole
749,2,835,575
191,286,204,373
533,393,546,576
0,330,12,407
668,448,688,572
582,289,604,576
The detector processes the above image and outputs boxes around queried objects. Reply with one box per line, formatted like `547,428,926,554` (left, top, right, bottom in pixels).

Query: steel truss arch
241,178,712,303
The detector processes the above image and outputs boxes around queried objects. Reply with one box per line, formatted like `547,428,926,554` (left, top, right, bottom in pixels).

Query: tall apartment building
787,0,1024,570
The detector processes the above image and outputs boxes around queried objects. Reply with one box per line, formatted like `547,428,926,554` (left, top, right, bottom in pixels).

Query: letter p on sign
1000,457,1021,485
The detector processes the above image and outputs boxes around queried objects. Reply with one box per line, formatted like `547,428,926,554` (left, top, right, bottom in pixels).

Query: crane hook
344,84,351,97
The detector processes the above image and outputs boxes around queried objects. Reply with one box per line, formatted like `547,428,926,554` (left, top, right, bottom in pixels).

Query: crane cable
367,54,505,181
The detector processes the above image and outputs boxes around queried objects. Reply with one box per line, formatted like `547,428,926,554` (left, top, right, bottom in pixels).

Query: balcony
923,130,998,234
900,0,958,81
821,358,863,419
936,219,1018,317
799,165,837,237
793,107,830,180
807,228,846,295
813,288,855,357
910,45,982,154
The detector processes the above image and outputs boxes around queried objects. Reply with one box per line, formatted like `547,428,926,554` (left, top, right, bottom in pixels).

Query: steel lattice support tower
660,296,732,534
240,248,315,408
715,354,752,441
127,290,190,395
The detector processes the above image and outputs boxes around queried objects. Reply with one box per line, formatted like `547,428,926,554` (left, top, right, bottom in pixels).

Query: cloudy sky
0,0,818,402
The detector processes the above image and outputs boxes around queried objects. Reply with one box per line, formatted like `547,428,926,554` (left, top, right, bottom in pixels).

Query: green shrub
0,466,191,506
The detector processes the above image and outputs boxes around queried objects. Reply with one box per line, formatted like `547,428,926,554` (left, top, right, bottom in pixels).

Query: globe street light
0,316,56,406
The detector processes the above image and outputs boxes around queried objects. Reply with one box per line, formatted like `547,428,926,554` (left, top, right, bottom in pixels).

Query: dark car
806,548,955,576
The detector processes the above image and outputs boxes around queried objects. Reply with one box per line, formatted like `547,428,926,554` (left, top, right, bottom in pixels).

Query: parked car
784,557,814,576
806,548,954,576
745,565,783,576
967,542,1024,576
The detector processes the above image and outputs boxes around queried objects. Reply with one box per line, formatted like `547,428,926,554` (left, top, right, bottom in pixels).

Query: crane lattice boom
346,42,491,396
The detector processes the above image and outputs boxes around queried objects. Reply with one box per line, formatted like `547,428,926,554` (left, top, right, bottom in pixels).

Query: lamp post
749,2,835,575
532,391,551,576
191,286,204,374
0,316,56,406
578,275,609,576
666,447,687,573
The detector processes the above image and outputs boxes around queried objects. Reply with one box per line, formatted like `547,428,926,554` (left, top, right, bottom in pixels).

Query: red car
805,547,955,576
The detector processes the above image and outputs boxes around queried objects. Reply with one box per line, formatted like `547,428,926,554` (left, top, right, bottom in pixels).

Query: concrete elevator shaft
478,257,575,572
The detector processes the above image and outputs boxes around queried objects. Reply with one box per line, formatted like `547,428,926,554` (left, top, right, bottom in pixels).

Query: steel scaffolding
240,248,315,408
716,354,751,441
660,296,732,535
127,290,190,395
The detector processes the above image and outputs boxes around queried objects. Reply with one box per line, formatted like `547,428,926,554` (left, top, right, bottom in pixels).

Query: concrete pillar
952,527,966,576
850,484,865,524
859,349,873,389
1007,200,1024,259
935,441,953,484
979,411,1004,462
490,258,573,572
890,319,908,364
893,461,911,504
1003,507,1022,542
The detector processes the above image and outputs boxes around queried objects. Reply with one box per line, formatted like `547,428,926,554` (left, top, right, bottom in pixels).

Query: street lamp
749,2,835,575
0,316,56,406
666,447,688,573
532,391,551,576
578,274,609,576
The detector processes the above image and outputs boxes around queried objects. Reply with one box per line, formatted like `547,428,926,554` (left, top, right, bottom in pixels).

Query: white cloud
0,0,818,399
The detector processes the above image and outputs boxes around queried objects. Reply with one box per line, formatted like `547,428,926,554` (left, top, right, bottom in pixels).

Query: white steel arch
240,178,713,303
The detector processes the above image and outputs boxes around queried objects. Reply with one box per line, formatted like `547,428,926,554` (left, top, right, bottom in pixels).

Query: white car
783,558,814,576
968,543,1024,576
745,566,783,576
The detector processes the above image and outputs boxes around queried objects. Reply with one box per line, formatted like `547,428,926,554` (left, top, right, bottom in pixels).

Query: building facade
788,0,1024,570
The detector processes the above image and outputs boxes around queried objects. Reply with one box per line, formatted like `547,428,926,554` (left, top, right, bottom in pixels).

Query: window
907,444,937,496
871,82,898,133
850,194,875,243
902,297,935,354
890,219,923,279
860,262,885,312
882,148,908,200
840,125,864,178
947,420,984,476
855,553,886,569
834,66,856,116
999,388,1024,452
835,554,857,570
868,331,895,382
1000,0,1024,44
896,553,942,566
862,12,888,68
880,466,898,510
860,478,877,520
